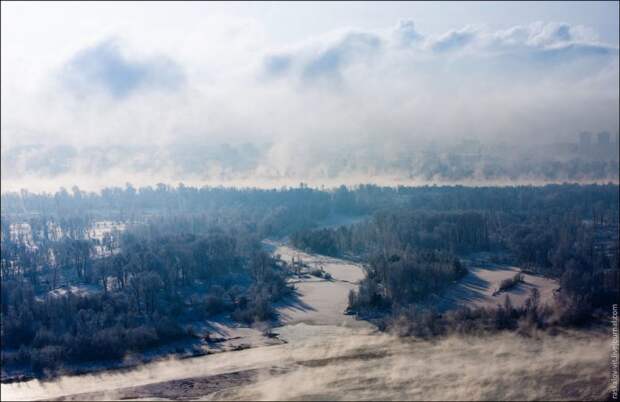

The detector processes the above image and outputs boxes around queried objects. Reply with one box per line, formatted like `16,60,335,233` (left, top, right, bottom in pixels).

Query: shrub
91,328,125,360
155,317,185,341
30,345,64,374
126,326,159,351
231,307,255,324
347,278,388,313
253,295,275,322
498,273,524,293
203,294,227,316
1,346,31,367
231,292,275,324
32,329,58,348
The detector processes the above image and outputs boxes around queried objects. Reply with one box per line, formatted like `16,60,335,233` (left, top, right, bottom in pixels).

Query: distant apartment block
579,131,592,148
597,131,610,146
576,130,618,160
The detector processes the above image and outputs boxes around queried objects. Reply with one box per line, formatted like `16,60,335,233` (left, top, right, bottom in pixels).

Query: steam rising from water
1,325,611,401
211,328,611,401
2,9,619,192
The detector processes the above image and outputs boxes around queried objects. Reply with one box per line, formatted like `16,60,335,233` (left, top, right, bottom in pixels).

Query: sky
1,1,619,191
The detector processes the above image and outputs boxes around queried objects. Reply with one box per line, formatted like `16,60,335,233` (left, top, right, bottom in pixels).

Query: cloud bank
61,39,185,99
1,17,618,192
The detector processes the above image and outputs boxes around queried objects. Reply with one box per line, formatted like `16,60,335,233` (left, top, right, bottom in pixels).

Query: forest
289,185,619,333
1,183,619,377
1,226,290,376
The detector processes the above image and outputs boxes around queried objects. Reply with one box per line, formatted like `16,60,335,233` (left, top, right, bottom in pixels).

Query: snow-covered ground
424,264,559,312
2,326,610,401
169,239,374,358
0,238,597,402
268,241,371,329
1,238,377,401
46,284,101,299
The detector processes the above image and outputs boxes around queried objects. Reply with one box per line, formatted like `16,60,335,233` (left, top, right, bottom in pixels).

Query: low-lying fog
2,137,619,194
2,4,619,193
1,326,611,401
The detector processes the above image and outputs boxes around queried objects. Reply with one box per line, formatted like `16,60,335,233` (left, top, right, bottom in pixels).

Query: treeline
292,210,489,257
1,227,290,377
3,183,617,246
3,183,618,223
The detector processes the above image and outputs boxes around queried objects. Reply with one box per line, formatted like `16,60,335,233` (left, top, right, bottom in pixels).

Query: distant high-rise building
579,131,592,147
597,131,610,146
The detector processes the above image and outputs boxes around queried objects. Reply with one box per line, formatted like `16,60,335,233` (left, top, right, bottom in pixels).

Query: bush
203,294,228,316
291,229,339,256
30,345,64,374
253,295,275,322
231,307,255,324
348,279,388,313
126,326,159,351
498,273,524,293
32,329,58,348
310,269,324,278
389,306,445,338
309,269,332,280
1,346,31,367
231,292,275,324
91,328,125,360
155,316,185,341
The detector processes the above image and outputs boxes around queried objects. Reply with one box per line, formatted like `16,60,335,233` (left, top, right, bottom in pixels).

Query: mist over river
1,324,611,401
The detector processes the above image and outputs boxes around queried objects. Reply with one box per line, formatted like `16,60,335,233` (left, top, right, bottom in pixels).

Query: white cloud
1,11,618,190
